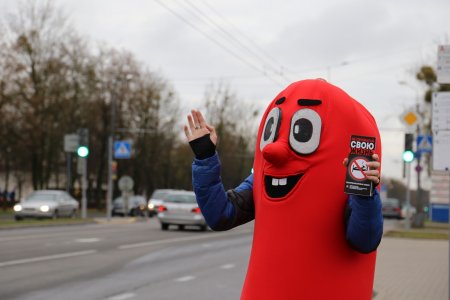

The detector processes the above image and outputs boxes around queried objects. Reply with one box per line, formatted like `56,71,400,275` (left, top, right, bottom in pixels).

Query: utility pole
106,92,116,221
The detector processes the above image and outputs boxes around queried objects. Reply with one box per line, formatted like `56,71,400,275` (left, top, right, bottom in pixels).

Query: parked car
13,190,79,220
148,189,178,217
381,197,402,219
112,195,147,217
157,190,207,231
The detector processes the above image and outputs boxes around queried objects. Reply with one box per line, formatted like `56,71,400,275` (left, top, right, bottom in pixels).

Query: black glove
189,134,216,160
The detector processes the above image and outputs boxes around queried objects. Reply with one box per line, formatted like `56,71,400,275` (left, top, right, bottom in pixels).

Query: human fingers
194,110,207,128
183,125,192,141
342,158,349,167
366,160,380,171
366,174,381,185
205,124,217,145
191,110,202,129
187,114,196,132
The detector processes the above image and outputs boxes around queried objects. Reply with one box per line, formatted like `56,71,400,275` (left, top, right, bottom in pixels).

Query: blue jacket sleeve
345,188,384,253
192,152,255,231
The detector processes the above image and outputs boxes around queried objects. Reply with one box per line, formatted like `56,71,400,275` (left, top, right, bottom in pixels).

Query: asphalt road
0,217,400,300
0,218,253,300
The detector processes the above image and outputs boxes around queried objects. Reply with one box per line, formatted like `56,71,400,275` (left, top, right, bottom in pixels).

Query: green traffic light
77,146,89,158
402,150,414,163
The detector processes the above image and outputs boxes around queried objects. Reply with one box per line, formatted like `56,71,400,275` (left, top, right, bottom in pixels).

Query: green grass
384,230,448,240
385,221,449,240
0,207,96,229
0,217,96,229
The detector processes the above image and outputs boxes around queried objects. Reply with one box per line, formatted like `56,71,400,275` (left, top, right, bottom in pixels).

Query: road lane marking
220,263,235,269
118,229,252,250
75,238,101,243
106,292,136,300
0,249,97,268
175,275,196,282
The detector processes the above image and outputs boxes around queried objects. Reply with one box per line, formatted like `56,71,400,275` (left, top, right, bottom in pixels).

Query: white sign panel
64,134,79,152
430,171,450,204
437,45,450,84
433,130,450,171
432,92,450,131
432,92,450,170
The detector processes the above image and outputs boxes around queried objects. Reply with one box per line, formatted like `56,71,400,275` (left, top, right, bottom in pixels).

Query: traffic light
403,133,414,163
77,128,89,158
111,161,118,180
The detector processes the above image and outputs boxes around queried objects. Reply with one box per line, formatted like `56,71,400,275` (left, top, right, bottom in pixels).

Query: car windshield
131,197,145,204
165,194,196,204
383,198,400,206
26,193,57,202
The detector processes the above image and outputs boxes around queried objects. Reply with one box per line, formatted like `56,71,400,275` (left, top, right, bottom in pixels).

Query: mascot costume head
242,79,381,299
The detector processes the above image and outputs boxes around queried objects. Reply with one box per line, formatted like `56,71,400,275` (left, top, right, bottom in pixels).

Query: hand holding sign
344,135,379,196
343,154,380,185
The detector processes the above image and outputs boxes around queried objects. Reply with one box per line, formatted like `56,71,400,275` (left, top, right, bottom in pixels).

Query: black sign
344,135,376,197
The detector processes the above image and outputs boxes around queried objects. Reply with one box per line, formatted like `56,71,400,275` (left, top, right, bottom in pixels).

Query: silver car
148,189,177,217
157,191,207,231
13,190,79,220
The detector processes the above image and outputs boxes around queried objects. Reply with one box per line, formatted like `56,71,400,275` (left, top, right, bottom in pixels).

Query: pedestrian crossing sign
114,140,132,159
416,135,432,154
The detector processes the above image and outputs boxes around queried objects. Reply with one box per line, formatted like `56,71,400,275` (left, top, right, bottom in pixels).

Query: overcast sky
1,0,449,186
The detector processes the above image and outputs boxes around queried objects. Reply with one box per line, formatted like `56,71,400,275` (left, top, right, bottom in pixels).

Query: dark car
382,198,402,219
112,195,147,217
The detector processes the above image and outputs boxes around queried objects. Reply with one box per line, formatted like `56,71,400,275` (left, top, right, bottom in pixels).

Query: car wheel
199,225,207,231
161,223,169,230
15,215,23,221
52,210,59,220
178,225,185,231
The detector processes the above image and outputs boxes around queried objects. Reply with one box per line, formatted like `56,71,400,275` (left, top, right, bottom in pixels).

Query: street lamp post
106,92,116,221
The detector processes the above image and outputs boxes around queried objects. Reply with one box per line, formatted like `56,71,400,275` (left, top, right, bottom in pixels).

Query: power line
153,0,284,87
196,0,293,77
179,0,292,83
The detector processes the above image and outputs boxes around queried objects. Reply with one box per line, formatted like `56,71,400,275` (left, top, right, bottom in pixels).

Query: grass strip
385,230,448,240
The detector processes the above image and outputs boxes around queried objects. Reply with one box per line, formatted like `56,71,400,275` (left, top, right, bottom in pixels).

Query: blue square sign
114,141,132,159
416,135,432,154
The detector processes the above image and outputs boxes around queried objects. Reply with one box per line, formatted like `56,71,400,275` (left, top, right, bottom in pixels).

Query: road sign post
435,45,450,300
64,134,79,193
118,176,134,216
81,158,87,219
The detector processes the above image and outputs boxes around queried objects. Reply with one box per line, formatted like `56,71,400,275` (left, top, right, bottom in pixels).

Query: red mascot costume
243,79,381,299
187,79,383,300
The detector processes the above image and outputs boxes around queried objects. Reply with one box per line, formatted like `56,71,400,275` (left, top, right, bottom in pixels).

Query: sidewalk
374,235,448,299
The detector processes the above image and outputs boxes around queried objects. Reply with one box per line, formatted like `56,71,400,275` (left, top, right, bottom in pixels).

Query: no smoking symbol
349,158,369,181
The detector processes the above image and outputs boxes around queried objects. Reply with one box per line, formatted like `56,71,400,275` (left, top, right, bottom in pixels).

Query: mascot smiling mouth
264,173,303,199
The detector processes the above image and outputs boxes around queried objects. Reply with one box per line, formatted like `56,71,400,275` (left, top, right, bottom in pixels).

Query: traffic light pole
106,93,116,221
404,161,411,230
81,158,87,219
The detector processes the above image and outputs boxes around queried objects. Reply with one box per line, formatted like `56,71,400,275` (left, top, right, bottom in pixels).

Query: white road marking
106,292,136,300
118,229,252,250
175,275,196,282
220,263,235,270
0,250,97,268
75,238,101,243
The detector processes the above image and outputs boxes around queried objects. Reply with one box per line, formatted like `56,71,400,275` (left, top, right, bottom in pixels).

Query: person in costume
184,79,383,300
